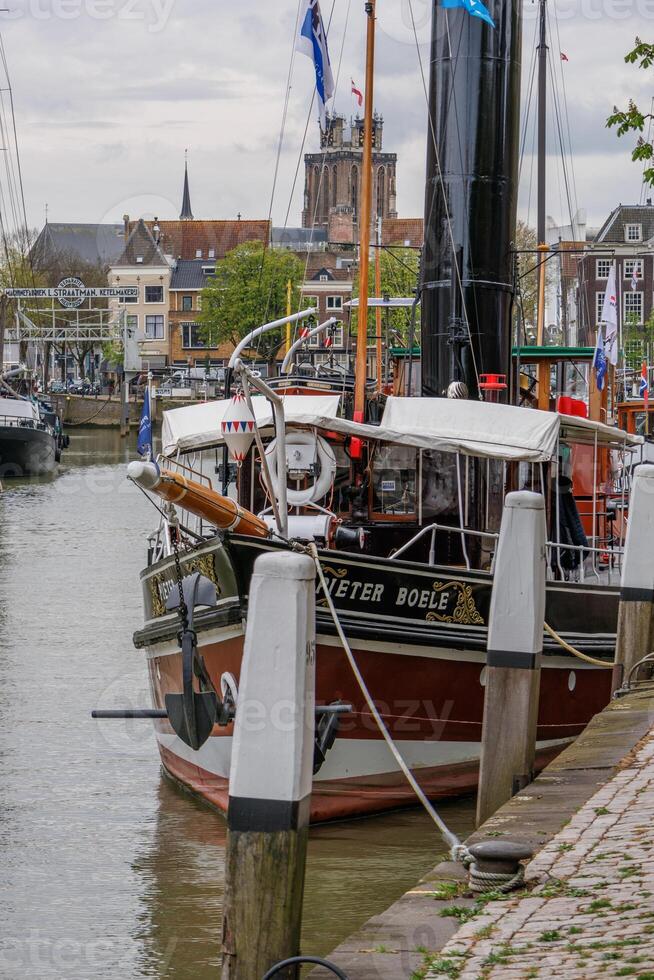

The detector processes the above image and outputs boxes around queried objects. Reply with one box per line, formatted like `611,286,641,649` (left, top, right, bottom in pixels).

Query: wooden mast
354,0,376,421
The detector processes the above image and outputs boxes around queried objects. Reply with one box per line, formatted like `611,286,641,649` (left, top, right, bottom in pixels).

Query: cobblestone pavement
423,731,654,980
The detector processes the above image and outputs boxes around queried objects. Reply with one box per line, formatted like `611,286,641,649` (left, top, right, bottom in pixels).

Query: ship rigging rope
543,621,615,669
307,542,464,857
406,0,481,394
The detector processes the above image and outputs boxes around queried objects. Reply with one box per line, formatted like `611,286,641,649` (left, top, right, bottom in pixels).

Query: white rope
308,543,463,857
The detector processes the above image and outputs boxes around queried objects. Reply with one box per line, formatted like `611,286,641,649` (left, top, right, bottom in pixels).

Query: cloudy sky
1,0,652,235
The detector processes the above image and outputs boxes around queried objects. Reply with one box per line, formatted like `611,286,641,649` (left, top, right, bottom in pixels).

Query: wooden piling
476,490,546,827
221,551,316,980
614,464,654,690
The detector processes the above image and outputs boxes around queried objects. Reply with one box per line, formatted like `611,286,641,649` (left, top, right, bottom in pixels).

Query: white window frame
181,294,193,312
195,249,202,258
596,291,605,324
623,290,644,324
624,259,644,279
181,322,205,349
625,223,642,242
119,287,138,304
208,249,216,259
326,295,343,311
145,314,165,339
126,314,139,332
331,322,344,346
144,284,164,304
596,259,611,280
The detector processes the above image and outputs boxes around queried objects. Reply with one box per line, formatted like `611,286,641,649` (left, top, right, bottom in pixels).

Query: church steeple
180,151,194,220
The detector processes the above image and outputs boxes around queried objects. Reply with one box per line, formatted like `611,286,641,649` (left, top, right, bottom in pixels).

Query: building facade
578,204,654,357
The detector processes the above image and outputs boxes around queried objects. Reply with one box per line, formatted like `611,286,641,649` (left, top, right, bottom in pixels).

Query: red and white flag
351,78,363,107
560,52,569,61
300,325,310,339
324,333,333,348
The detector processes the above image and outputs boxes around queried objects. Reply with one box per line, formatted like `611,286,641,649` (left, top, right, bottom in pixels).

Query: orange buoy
127,461,269,538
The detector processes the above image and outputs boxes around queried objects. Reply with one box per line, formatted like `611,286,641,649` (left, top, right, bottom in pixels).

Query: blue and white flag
137,386,152,459
593,326,608,392
296,0,335,129
441,0,495,28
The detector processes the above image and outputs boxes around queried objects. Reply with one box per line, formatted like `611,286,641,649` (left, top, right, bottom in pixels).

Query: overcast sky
2,0,652,235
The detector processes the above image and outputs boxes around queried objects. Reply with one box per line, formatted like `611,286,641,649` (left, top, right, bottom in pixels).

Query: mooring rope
543,621,615,669
308,543,465,859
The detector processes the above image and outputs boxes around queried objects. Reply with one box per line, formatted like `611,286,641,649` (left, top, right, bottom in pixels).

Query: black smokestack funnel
421,0,522,400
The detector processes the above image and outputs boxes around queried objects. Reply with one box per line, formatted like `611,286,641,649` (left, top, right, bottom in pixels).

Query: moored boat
0,394,66,477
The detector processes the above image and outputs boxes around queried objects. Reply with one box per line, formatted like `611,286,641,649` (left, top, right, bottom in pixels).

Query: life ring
265,431,336,507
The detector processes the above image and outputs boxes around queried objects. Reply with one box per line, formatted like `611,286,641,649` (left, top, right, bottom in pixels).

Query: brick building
578,203,654,351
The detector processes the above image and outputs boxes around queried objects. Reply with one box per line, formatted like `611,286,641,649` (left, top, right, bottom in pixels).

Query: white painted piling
614,463,654,689
476,490,546,827
221,550,316,980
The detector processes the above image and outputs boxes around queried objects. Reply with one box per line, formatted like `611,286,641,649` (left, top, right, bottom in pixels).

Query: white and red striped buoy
221,392,255,463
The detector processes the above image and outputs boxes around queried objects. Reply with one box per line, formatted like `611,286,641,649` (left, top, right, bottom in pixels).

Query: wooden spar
354,0,376,421
375,217,382,392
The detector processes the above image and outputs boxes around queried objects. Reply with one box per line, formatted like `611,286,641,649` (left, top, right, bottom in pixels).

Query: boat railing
389,523,500,573
546,539,624,585
0,414,48,433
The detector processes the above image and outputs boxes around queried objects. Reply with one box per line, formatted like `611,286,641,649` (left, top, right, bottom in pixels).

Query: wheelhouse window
145,315,164,339
145,285,164,303
371,444,417,517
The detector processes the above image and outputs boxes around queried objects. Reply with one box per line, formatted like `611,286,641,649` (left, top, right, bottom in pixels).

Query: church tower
302,113,397,238
180,154,194,221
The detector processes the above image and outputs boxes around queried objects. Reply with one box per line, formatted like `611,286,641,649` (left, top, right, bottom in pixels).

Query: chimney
123,213,130,242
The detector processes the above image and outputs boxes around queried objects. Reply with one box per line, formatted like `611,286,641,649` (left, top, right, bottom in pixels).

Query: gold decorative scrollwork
321,566,348,579
149,554,221,618
426,581,484,626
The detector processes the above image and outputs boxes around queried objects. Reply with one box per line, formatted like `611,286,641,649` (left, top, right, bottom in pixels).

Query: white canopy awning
162,393,642,463
161,394,342,457
0,398,38,421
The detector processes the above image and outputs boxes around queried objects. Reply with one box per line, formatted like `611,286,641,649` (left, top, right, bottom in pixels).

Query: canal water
0,430,475,979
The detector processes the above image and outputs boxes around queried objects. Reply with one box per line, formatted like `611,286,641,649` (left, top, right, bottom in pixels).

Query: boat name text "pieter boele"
317,568,456,612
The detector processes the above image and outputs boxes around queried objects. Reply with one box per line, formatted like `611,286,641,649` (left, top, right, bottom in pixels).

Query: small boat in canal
0,392,67,477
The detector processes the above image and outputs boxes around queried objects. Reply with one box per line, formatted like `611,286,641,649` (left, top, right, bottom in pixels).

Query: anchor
163,571,222,750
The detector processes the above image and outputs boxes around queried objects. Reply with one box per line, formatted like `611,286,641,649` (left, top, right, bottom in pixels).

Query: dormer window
625,223,642,242
208,248,215,259
195,249,202,258
136,256,144,264
319,274,328,282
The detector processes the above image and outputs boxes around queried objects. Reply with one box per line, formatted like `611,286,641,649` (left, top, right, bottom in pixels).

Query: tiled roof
382,218,423,247
170,259,215,290
31,222,125,267
133,219,271,261
114,218,168,267
594,205,654,243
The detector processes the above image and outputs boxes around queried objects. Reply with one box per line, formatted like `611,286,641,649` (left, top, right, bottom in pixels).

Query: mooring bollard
221,551,316,980
614,464,654,691
476,491,546,828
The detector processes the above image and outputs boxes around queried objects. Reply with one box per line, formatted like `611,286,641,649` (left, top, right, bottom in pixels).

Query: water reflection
0,429,475,979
